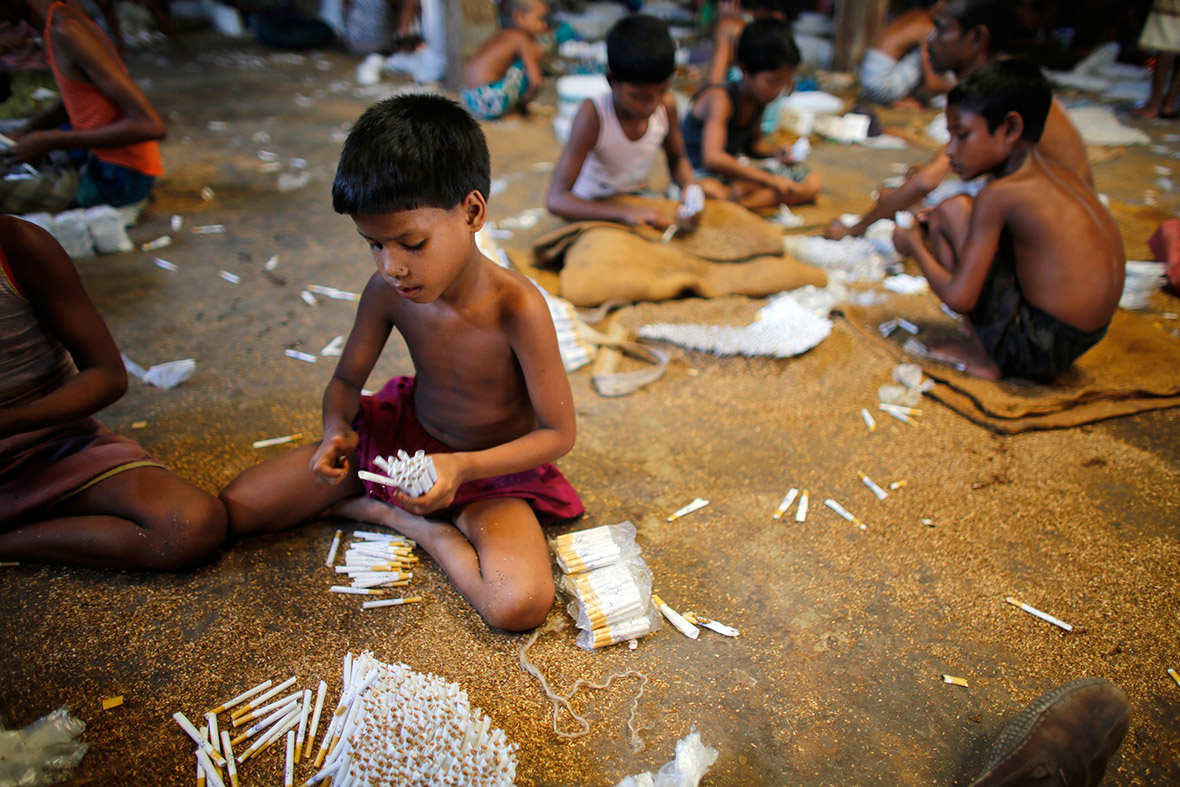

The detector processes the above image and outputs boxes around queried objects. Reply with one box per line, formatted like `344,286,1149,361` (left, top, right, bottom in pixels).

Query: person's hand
697,179,729,201
391,452,463,515
774,145,796,166
892,222,925,258
823,220,854,240
3,130,55,164
309,428,358,485
624,203,673,230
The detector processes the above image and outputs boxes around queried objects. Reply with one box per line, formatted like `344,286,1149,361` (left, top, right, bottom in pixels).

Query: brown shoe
970,678,1131,786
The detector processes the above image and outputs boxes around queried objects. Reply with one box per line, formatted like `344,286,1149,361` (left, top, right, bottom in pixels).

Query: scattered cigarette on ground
284,349,317,363
0,561,20,567
210,678,273,716
321,335,345,356
941,675,969,687
101,695,123,710
1005,596,1073,632
325,530,342,567
218,270,241,284
1168,668,1180,689
653,594,700,639
171,215,183,231
141,235,171,251
889,480,907,490
795,491,809,523
668,497,708,522
154,257,178,271
252,433,302,449
301,290,318,306
858,471,888,501
194,224,225,234
306,284,360,301
773,488,799,520
861,408,876,431
361,596,423,609
265,255,279,270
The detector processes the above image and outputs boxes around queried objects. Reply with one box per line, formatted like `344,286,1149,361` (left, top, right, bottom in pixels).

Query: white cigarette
301,290,317,306
861,408,876,431
880,402,922,415
197,758,205,787
858,471,888,500
141,235,171,251
824,498,855,522
285,730,295,786
154,257,178,271
653,594,700,639
284,349,317,363
773,488,799,520
667,497,708,521
295,689,311,763
194,224,225,234
252,433,302,449
174,712,226,767
304,681,327,759
321,335,345,357
195,748,226,787
942,675,969,687
361,596,422,609
232,676,297,718
171,215,183,231
325,529,342,566
329,586,384,595
898,318,919,334
358,469,398,487
218,270,241,284
211,678,272,714
698,618,740,637
265,254,279,270
220,731,239,787
234,690,300,725
239,707,300,763
306,285,360,301
205,712,220,756
1168,668,1180,689
879,404,913,425
1005,596,1073,632
795,491,809,522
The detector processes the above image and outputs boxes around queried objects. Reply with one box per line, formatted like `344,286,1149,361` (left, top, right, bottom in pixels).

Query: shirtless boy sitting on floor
891,61,1125,381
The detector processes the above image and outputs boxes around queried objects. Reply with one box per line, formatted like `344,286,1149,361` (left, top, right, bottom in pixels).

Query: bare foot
924,336,1002,379
1134,104,1162,119
326,495,457,550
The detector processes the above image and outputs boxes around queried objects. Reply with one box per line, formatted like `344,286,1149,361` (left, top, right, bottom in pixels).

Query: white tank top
570,92,669,201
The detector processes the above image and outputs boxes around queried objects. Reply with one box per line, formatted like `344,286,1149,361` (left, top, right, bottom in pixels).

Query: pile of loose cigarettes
552,522,659,650
325,529,422,609
357,449,437,498
307,651,518,786
175,652,517,787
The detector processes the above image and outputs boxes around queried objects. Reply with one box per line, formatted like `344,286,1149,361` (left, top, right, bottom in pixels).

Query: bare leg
0,466,226,570
918,195,1002,379
1135,52,1173,118
328,495,553,631
1163,55,1180,114
219,443,365,537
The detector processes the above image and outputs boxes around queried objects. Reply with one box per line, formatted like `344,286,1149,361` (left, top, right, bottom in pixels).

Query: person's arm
919,40,955,95
892,189,1005,313
408,283,575,514
518,33,544,105
699,92,797,197
396,0,419,36
5,12,165,163
309,274,392,484
826,151,951,238
705,19,737,85
546,98,672,227
16,100,70,136
0,219,126,439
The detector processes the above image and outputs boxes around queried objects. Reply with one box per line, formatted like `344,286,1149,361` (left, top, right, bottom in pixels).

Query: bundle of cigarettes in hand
551,522,660,650
325,529,422,609
358,449,437,497
306,650,518,786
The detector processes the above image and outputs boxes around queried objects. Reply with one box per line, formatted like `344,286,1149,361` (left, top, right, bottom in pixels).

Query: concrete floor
2,31,1180,787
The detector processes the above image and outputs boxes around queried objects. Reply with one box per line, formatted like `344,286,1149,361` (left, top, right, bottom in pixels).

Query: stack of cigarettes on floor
358,449,437,498
306,650,518,786
174,652,517,786
325,529,422,609
173,674,326,787
551,522,660,650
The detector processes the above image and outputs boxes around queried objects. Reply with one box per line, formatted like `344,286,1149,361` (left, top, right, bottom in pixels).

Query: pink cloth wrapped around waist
354,376,584,525
0,417,161,528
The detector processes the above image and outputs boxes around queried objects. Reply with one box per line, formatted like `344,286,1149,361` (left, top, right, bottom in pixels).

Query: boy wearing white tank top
546,14,726,229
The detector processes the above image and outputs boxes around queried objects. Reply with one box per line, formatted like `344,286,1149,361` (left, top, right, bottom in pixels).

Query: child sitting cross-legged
460,0,550,120
891,60,1125,381
546,13,727,229
682,16,821,210
220,94,584,632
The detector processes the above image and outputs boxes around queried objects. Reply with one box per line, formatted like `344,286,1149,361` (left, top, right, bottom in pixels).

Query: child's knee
139,492,227,570
790,173,822,204
930,193,972,229
483,581,554,632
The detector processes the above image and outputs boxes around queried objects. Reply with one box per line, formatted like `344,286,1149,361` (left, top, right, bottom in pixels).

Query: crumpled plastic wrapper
0,706,88,786
879,363,935,407
614,729,718,787
123,354,197,390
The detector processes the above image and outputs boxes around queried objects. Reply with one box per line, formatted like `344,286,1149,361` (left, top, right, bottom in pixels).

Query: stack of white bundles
1120,261,1168,309
49,209,94,259
83,204,133,254
783,234,892,282
360,449,437,497
552,522,660,650
308,651,518,787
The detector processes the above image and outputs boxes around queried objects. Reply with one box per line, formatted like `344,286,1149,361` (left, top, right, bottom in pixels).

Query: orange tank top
44,1,163,176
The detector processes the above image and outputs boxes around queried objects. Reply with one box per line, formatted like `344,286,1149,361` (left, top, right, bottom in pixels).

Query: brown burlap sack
842,297,1180,432
554,226,827,306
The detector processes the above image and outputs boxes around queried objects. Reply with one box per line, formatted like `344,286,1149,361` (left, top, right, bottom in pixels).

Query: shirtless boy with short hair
827,0,1091,241
891,60,1124,381
460,0,549,120
220,94,583,632
858,2,955,108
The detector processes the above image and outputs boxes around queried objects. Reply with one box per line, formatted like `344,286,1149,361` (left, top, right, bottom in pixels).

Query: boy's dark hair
606,14,675,84
332,93,491,215
736,17,800,75
744,0,802,20
502,0,545,27
947,59,1051,142
945,0,1016,54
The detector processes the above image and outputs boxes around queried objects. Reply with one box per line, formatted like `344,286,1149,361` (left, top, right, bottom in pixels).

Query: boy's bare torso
873,9,932,59
462,29,538,88
374,258,539,451
987,153,1124,331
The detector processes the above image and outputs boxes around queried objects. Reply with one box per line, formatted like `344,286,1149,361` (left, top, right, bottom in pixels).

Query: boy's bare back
976,152,1123,331
873,8,933,59
462,28,540,89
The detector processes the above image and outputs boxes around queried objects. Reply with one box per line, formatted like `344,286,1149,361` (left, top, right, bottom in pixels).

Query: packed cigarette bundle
307,651,518,787
327,530,422,602
360,449,437,497
552,523,659,650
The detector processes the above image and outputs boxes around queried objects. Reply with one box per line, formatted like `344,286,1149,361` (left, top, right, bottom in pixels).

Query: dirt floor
2,28,1180,787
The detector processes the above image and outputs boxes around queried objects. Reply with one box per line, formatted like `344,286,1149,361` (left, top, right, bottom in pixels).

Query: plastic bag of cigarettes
553,523,660,650
308,651,518,787
0,706,88,786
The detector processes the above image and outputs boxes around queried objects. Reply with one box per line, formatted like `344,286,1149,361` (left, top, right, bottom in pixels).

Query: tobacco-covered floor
1,31,1178,787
